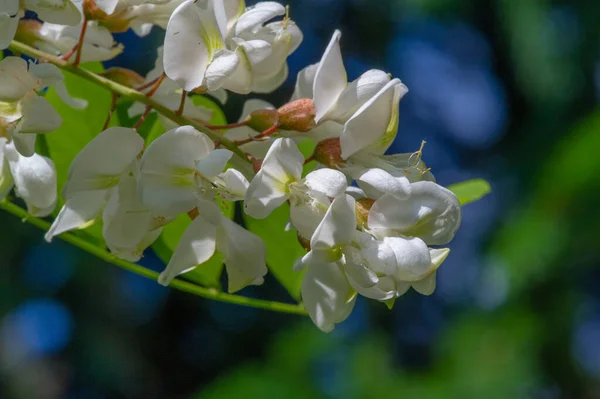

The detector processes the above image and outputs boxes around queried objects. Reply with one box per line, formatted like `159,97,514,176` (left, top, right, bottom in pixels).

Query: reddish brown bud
277,98,316,132
313,137,345,168
355,198,374,229
246,109,279,133
14,20,43,47
102,67,145,88
297,232,311,252
251,158,263,174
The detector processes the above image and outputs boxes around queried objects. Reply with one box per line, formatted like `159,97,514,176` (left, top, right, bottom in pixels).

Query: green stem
0,200,307,316
8,40,248,163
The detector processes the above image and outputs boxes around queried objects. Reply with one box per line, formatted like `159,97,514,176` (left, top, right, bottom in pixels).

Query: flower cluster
1,0,469,332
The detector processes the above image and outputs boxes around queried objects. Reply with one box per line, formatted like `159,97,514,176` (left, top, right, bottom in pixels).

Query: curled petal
340,78,408,159
25,0,82,26
0,8,19,50
384,236,432,282
355,168,410,199
19,93,62,134
234,1,285,36
215,168,249,201
292,63,318,100
194,148,233,178
6,144,57,216
243,170,289,219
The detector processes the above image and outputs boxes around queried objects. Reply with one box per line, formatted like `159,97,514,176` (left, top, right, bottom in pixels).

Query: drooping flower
157,198,267,293
2,140,57,216
244,137,347,239
293,30,408,159
138,125,249,218
163,0,301,94
45,127,144,241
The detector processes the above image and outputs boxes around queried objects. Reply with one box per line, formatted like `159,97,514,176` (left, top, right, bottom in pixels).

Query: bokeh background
3,0,600,397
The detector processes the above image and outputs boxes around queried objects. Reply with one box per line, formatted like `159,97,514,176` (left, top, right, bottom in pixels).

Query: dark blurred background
3,0,600,398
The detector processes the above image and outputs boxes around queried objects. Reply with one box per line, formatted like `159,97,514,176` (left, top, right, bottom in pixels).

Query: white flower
1,0,81,50
138,125,249,217
163,0,301,94
102,176,167,261
37,21,124,63
45,127,144,241
158,198,267,293
293,30,408,159
0,138,14,200
129,47,214,128
0,0,20,50
244,137,347,238
0,57,63,156
3,141,57,216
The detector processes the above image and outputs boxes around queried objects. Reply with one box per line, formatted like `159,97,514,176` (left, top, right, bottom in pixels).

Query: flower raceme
0,0,484,332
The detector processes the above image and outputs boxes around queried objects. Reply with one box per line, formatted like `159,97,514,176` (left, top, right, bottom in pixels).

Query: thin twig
102,93,118,131
72,16,88,67
176,90,187,116
133,105,152,129
0,200,308,316
233,124,279,146
7,40,248,162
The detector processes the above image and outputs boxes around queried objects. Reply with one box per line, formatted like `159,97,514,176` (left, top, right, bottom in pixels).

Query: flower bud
277,98,316,132
102,67,145,88
297,232,311,251
312,137,345,168
246,109,279,133
14,20,43,47
251,158,263,174
355,198,374,229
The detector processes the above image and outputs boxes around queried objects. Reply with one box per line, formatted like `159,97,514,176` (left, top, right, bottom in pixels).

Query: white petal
243,169,289,219
340,78,408,159
139,125,213,216
292,63,318,100
384,236,432,282
215,168,249,201
313,30,346,122
348,273,397,301
6,144,57,216
93,0,119,14
194,148,232,178
64,127,144,198
28,63,63,89
234,38,272,65
216,216,268,293
11,130,37,158
234,1,285,36
259,137,304,183
204,49,240,91
304,168,347,198
251,62,288,93
345,186,366,200
102,176,153,250
0,138,14,200
343,253,378,289
224,98,274,157
325,69,390,123
164,0,226,91
223,0,245,32
289,195,328,240
302,261,355,332
52,79,88,109
158,215,217,286
310,194,355,249
356,168,410,199
0,12,18,51
355,232,397,276
44,190,108,242
0,57,35,102
26,0,82,25
411,273,437,296
19,94,62,134
369,182,461,245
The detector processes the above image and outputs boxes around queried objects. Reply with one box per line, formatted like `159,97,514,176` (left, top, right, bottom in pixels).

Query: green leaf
243,203,306,300
191,95,227,125
151,198,234,289
447,178,491,205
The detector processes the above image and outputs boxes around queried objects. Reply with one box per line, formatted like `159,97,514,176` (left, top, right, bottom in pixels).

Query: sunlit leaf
447,178,491,205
